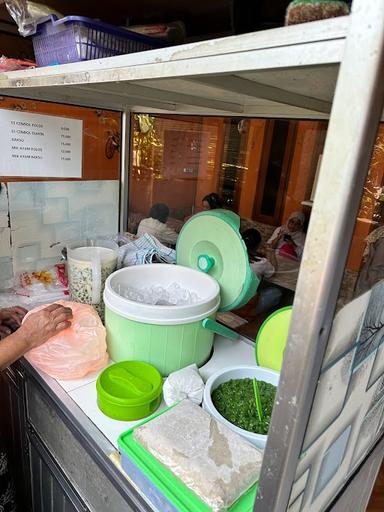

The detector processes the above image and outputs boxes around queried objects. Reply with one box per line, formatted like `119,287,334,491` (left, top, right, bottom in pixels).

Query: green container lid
176,210,259,312
118,407,258,512
255,306,293,372
96,361,163,420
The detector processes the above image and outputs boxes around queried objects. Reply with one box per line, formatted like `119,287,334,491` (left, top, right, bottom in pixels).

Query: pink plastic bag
0,55,36,71
24,301,109,380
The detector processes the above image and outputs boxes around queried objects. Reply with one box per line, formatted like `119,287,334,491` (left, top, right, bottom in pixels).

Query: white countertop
54,335,256,449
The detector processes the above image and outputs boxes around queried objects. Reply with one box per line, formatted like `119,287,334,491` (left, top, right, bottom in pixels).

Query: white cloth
163,364,205,406
250,257,275,278
116,233,176,268
137,217,178,246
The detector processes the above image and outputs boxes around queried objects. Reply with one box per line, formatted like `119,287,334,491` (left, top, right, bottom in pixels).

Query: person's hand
0,306,28,339
269,228,285,250
283,234,294,244
283,234,297,247
18,304,73,350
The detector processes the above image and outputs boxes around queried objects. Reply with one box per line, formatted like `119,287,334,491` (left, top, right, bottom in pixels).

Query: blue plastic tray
32,15,164,66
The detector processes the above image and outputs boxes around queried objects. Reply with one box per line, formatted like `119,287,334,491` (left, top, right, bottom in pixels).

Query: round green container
96,361,163,421
105,308,215,377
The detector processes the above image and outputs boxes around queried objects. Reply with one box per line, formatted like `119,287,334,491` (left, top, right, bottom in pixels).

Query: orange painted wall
278,120,384,272
238,120,268,218
0,97,121,181
130,116,201,216
282,121,327,223
194,118,226,212
129,116,225,217
129,114,384,274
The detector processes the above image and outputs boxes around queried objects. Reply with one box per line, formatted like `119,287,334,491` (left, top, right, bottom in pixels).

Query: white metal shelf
0,16,349,117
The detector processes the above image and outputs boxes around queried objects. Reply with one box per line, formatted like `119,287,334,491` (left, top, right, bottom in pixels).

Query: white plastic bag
24,301,108,380
4,0,63,36
15,264,69,304
163,364,204,406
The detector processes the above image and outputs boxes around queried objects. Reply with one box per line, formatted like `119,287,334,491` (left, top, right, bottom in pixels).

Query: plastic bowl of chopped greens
203,366,279,449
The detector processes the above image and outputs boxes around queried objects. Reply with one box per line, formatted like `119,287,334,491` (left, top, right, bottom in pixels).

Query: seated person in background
266,211,306,260
137,203,178,247
202,192,223,210
184,192,224,223
242,228,275,279
242,228,283,315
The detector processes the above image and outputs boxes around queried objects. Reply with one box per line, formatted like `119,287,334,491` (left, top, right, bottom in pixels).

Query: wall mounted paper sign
0,110,82,178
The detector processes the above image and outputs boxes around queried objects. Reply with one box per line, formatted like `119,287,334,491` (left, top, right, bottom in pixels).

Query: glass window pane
128,114,330,340
338,124,384,309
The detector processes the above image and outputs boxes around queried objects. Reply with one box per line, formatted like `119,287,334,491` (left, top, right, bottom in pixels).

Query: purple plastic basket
32,15,164,66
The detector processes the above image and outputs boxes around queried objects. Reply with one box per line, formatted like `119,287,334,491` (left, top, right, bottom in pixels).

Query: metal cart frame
1,1,383,509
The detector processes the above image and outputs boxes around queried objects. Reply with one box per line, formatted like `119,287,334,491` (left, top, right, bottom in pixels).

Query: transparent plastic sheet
15,263,69,304
118,282,201,306
24,300,108,380
5,0,35,36
134,400,263,512
4,0,63,36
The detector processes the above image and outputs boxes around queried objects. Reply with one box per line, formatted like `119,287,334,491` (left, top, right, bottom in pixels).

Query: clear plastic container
67,239,117,319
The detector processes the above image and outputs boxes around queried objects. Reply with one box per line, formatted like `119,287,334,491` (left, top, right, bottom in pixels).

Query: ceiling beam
79,83,244,113
70,85,179,111
0,86,177,112
191,75,332,114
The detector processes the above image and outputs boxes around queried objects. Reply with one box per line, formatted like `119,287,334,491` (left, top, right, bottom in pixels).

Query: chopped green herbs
211,378,276,435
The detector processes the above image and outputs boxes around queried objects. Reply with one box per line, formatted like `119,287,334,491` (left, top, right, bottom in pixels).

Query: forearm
0,304,73,371
270,237,279,249
0,329,28,371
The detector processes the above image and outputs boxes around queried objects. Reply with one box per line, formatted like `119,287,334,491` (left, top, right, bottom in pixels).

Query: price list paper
0,110,83,177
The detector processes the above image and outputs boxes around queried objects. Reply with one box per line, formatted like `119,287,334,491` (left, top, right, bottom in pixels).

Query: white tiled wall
0,184,12,288
0,183,8,228
0,180,119,284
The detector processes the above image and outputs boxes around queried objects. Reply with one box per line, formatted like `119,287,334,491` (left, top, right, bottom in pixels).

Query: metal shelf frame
1,1,384,510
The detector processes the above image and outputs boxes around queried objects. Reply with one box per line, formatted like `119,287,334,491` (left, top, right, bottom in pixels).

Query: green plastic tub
104,264,221,376
105,306,216,376
96,361,162,420
118,407,258,512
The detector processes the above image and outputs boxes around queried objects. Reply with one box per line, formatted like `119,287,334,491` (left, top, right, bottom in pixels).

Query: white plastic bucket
104,264,220,325
203,365,280,449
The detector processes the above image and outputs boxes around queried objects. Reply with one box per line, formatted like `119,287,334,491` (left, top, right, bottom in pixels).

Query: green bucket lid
255,306,292,372
176,210,259,312
97,361,162,408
